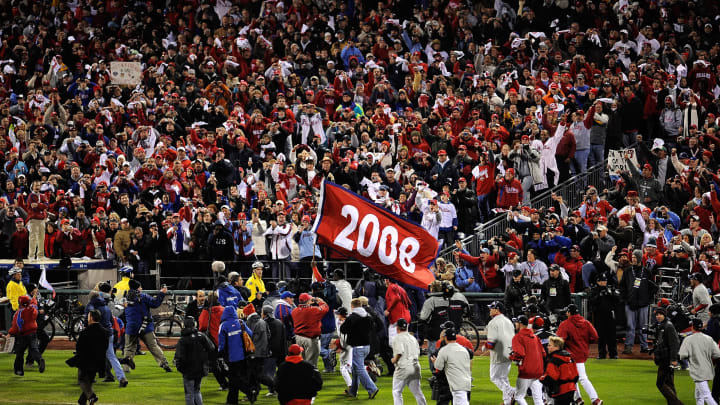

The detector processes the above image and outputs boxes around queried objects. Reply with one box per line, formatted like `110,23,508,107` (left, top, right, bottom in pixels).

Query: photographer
541,264,572,318
588,272,621,359
419,281,469,369
620,250,656,355
651,307,682,404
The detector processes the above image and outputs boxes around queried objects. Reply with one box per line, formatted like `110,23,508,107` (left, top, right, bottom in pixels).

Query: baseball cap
280,291,296,299
299,293,312,303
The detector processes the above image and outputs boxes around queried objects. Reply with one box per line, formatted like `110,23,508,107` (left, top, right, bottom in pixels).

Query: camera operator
505,269,533,318
620,250,656,355
541,264,571,320
651,307,682,404
588,272,620,359
419,281,468,369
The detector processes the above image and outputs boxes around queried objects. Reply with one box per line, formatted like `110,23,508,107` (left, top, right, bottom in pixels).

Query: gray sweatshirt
679,332,720,382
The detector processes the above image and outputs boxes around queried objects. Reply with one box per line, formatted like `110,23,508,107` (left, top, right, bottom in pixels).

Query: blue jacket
218,282,244,308
85,295,114,330
125,291,165,335
455,265,482,292
294,230,322,259
218,306,253,362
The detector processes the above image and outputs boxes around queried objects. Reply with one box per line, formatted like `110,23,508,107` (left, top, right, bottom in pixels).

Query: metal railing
438,160,609,264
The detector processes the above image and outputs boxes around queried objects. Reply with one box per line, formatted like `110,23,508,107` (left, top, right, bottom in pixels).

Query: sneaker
344,389,356,398
38,359,46,374
119,379,128,388
621,346,633,355
369,388,380,399
592,400,603,405
609,355,618,359
88,394,99,405
640,347,650,353
25,361,34,368
264,392,277,397
596,355,606,360
162,364,172,372
14,370,24,376
120,357,136,370
576,400,585,405
137,350,146,355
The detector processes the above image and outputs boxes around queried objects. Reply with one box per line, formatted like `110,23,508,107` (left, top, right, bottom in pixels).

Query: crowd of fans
4,0,720,402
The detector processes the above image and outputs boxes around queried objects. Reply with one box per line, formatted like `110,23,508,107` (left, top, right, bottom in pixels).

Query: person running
485,301,516,405
390,318,428,405
679,318,720,405
340,297,380,399
218,305,255,405
432,325,472,405
86,282,128,387
120,280,172,372
510,315,545,405
8,294,45,376
556,304,603,405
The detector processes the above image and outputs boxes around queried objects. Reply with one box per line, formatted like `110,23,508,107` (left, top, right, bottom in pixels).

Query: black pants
437,229,455,250
227,360,252,405
713,362,720,401
14,334,42,373
211,359,229,389
553,391,576,405
248,357,274,393
26,328,50,365
595,316,617,358
557,158,572,183
656,365,683,405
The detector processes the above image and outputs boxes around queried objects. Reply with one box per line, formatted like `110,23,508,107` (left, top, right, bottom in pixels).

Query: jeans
572,149,590,175
589,144,605,167
625,305,649,349
107,334,126,380
520,175,533,205
14,333,42,373
623,131,638,147
320,332,335,371
350,345,377,396
477,194,491,223
183,376,203,405
263,357,277,392
582,262,597,289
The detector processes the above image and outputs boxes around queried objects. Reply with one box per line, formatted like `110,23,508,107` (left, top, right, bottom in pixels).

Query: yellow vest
245,274,266,300
7,280,27,311
113,277,131,298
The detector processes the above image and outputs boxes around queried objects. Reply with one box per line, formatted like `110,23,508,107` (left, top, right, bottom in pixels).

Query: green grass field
0,350,703,404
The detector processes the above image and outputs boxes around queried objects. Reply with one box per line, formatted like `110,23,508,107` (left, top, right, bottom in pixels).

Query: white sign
608,148,640,173
110,62,142,85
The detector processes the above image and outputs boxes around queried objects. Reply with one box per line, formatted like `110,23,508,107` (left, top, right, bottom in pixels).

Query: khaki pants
124,331,168,368
295,335,320,368
28,219,46,260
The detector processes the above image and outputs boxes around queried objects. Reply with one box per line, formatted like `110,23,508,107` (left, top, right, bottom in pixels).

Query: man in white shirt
391,318,427,405
263,213,293,279
690,273,712,324
520,249,548,286
485,301,516,405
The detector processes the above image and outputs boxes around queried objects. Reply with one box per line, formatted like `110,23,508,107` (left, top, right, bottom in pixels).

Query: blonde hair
357,296,369,306
351,298,363,308
549,336,565,349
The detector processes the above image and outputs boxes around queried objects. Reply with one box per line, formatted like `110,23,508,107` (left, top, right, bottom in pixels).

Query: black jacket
76,322,109,377
174,327,215,378
541,276,572,312
275,357,323,404
340,310,373,347
620,266,655,310
654,319,680,366
265,317,287,360
588,285,620,320
505,277,533,317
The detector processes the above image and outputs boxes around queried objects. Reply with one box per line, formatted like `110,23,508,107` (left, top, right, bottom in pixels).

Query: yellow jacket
245,273,266,301
7,280,27,311
114,277,131,298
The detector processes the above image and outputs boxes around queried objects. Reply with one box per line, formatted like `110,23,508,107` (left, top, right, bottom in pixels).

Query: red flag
311,265,325,283
312,181,438,290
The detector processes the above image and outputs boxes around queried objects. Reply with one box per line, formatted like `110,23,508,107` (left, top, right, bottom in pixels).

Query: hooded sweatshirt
340,306,373,347
556,314,599,363
218,306,253,362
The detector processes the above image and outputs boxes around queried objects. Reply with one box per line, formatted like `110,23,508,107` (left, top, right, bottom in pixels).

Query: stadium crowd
4,0,720,403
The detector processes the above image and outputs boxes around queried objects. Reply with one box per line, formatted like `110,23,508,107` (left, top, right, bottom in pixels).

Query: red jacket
10,229,29,259
434,335,474,353
25,192,48,220
496,177,523,209
542,350,579,397
9,296,38,336
198,305,224,346
385,282,411,324
44,230,60,258
291,302,329,338
57,228,84,257
556,314,598,364
554,254,584,293
510,327,545,379
458,253,502,290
